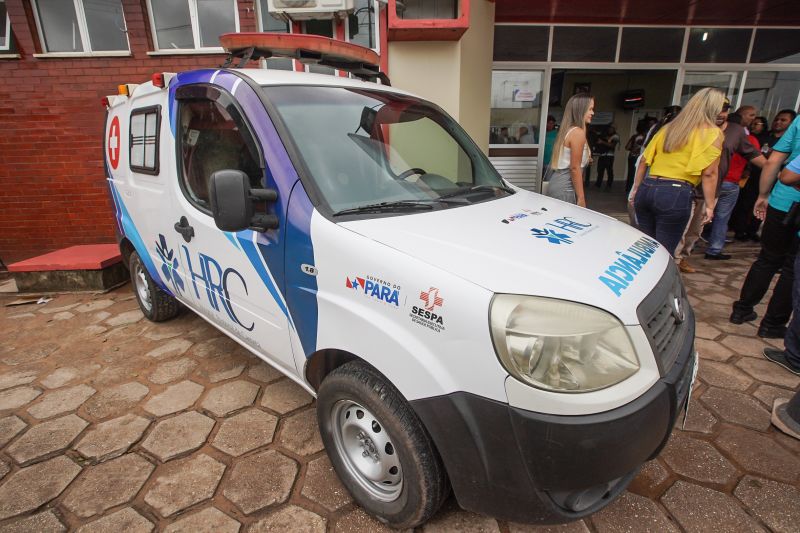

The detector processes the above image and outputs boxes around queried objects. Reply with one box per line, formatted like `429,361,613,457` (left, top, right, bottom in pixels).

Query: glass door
488,70,544,191
681,71,742,104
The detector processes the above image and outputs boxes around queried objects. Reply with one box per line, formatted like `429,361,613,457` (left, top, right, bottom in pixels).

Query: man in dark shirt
704,106,765,260
732,110,797,241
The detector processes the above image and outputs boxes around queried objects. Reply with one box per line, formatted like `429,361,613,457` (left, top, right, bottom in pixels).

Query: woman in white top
546,94,594,206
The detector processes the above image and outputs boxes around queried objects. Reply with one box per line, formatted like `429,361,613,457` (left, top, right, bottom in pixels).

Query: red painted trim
387,0,470,41
380,4,389,75
335,17,347,77
8,245,121,272
291,22,304,72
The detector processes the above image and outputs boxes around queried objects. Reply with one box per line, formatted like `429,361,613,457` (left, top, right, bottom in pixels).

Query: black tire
129,251,179,322
317,361,449,529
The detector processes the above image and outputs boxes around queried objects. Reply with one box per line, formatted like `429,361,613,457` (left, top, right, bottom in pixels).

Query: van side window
178,98,262,211
130,106,161,175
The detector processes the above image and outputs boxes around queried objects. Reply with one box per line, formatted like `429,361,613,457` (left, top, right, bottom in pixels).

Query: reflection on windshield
263,86,511,215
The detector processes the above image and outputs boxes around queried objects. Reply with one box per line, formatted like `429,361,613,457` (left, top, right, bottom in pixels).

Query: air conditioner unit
267,0,355,20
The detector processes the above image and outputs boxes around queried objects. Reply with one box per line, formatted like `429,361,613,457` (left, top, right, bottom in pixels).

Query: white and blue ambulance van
103,34,697,528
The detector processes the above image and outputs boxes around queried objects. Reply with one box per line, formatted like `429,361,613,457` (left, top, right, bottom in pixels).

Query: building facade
0,0,798,262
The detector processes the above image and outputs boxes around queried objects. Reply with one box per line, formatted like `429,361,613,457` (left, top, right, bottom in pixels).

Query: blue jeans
634,177,694,256
707,181,740,255
785,253,800,369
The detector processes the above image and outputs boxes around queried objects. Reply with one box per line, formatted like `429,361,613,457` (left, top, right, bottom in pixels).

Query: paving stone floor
0,240,799,532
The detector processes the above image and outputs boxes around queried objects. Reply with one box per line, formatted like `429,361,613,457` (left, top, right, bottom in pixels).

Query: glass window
34,0,128,53
178,98,261,210
493,26,548,62
256,0,292,70
264,86,508,215
741,71,800,121
490,71,543,146
552,26,617,62
304,19,335,75
397,0,457,20
149,0,237,50
83,0,128,51
197,0,235,47
685,28,750,63
35,0,83,52
750,29,800,64
150,0,193,49
1,1,11,52
619,27,683,63
130,107,161,174
680,71,742,105
349,0,377,50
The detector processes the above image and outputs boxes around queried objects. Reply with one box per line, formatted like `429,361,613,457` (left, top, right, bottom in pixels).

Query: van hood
340,191,671,325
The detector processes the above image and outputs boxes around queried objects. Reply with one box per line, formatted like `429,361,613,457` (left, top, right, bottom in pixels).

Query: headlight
490,295,639,393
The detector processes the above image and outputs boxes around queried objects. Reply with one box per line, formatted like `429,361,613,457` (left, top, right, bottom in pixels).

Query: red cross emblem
108,116,121,169
420,287,443,311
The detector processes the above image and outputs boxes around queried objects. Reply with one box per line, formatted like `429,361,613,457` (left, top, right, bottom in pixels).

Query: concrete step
8,245,127,293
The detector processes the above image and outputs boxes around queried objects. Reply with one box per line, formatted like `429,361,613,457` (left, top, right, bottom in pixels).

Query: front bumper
410,317,696,524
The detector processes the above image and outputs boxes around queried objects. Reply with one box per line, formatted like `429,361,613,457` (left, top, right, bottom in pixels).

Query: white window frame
345,0,380,53
254,0,295,70
0,1,10,52
146,0,240,54
31,0,131,57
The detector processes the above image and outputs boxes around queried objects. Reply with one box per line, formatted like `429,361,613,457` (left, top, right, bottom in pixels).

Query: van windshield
262,86,511,216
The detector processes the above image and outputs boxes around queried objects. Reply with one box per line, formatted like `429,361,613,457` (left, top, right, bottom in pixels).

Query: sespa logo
530,216,596,245
410,287,445,333
597,236,660,297
346,275,401,306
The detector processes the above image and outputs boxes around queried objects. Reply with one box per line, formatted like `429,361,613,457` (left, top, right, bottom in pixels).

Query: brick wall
0,0,259,264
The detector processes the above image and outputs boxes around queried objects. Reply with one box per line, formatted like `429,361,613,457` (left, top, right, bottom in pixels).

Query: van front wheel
317,362,449,529
129,251,179,322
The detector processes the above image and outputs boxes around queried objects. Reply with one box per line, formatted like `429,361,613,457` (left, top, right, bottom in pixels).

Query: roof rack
220,33,390,86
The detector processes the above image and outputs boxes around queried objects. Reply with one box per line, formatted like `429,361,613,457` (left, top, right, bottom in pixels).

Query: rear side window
130,106,161,175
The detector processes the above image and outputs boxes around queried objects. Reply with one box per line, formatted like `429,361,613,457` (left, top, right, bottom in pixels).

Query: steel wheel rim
133,259,152,312
330,399,403,502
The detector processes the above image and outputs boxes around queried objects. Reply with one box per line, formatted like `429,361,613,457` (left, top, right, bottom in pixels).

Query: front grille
637,262,692,375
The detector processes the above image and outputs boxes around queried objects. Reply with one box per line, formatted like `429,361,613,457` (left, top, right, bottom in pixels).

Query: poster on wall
591,111,614,125
512,88,536,102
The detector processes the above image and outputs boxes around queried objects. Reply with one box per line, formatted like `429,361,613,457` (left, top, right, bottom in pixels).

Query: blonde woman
629,88,725,256
546,93,594,207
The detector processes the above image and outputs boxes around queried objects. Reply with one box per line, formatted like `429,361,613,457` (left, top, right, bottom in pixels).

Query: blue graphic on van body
598,236,660,297
236,229,290,321
285,182,318,356
108,182,171,295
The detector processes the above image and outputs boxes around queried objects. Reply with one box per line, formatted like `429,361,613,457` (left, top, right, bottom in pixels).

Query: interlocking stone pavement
1,241,800,531
7,413,88,466
144,453,226,517
74,413,151,462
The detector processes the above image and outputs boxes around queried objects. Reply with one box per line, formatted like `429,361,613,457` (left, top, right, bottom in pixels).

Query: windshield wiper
333,200,435,217
438,183,514,199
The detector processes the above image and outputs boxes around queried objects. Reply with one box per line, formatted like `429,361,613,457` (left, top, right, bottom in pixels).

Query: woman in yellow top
629,88,724,256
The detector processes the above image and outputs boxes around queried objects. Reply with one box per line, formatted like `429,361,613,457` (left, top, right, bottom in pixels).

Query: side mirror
209,170,279,232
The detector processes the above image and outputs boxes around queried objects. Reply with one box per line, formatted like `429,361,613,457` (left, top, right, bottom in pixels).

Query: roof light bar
219,33,389,85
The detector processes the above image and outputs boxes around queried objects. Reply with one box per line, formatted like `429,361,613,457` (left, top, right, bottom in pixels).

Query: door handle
174,216,195,243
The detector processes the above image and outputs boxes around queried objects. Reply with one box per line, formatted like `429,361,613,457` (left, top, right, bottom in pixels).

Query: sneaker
730,310,757,324
678,259,696,273
704,253,732,260
758,325,787,339
763,348,800,376
772,399,800,441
